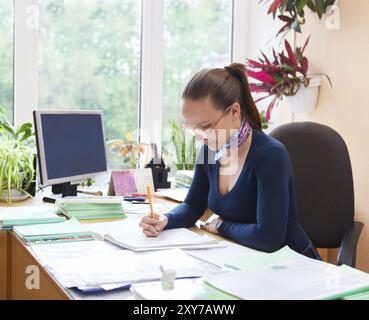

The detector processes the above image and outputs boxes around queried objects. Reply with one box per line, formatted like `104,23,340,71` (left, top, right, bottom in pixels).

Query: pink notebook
111,171,137,196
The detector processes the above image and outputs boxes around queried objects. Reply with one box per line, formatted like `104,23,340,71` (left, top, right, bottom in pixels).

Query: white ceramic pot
0,172,30,202
0,188,29,202
286,76,321,114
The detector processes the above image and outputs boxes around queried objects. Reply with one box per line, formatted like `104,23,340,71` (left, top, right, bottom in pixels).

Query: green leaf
296,0,308,15
19,129,32,142
307,0,316,11
315,0,325,19
17,123,32,134
2,123,15,137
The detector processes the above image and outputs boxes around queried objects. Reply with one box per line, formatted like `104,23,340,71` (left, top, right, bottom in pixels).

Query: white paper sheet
30,242,220,289
105,228,218,251
155,188,188,202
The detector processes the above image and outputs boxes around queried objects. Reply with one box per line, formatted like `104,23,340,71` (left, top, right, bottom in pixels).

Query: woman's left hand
200,217,223,235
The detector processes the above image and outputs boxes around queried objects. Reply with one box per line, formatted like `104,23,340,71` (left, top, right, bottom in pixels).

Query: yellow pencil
147,186,154,220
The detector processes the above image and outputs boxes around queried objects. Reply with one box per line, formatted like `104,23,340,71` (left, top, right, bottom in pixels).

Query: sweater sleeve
218,146,290,253
163,146,210,229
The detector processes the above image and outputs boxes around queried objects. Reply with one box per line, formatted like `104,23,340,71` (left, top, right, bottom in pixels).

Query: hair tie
225,66,240,81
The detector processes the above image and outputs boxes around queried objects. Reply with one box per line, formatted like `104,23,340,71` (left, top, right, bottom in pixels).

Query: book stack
174,170,194,188
0,205,65,230
56,197,126,221
13,217,95,245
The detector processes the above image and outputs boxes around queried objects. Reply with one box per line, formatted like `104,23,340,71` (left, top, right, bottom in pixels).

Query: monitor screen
34,111,107,185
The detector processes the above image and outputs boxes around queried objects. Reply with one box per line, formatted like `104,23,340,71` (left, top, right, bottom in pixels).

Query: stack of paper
0,205,65,229
13,217,96,244
56,197,126,220
174,170,194,188
30,241,221,290
204,246,369,300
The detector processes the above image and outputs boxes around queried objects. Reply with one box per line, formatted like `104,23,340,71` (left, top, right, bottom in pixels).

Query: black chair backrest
270,122,355,248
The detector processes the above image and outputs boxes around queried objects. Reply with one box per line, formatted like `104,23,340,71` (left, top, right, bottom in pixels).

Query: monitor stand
52,182,78,198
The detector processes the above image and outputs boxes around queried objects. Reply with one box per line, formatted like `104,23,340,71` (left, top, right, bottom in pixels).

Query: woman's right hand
139,213,168,237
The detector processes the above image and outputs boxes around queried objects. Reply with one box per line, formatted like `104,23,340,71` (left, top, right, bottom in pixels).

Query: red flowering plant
262,0,337,36
247,37,331,121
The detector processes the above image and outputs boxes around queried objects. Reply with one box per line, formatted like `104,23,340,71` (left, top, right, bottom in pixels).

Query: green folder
60,203,126,220
13,217,96,244
0,205,66,228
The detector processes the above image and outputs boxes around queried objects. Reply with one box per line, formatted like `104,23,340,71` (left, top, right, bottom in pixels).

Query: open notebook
86,219,220,252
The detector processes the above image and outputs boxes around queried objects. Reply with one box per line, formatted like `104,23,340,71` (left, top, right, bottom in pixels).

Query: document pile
30,240,221,291
13,217,95,244
56,196,126,220
202,246,369,300
174,170,194,188
0,205,65,229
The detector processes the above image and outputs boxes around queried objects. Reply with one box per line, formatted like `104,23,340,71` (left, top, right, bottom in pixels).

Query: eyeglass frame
182,104,234,138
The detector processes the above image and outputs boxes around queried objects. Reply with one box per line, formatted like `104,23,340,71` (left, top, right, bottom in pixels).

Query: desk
0,196,217,300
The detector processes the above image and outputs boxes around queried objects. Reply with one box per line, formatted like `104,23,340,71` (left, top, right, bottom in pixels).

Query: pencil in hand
146,186,155,220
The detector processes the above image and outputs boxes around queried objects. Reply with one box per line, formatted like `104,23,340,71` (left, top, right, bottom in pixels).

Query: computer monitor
33,110,108,197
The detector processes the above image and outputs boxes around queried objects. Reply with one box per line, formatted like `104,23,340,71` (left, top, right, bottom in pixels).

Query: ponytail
182,63,262,130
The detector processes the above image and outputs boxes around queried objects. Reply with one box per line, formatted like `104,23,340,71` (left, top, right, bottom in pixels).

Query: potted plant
0,107,35,203
262,0,338,36
164,119,197,171
247,37,331,120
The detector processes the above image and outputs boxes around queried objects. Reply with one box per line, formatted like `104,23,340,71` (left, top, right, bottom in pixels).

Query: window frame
13,0,249,149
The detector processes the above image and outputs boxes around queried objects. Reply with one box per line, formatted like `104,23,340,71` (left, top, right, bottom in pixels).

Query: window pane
39,0,141,141
162,0,233,140
0,2,14,122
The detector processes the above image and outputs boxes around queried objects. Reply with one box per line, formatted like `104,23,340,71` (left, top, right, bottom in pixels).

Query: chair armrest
337,221,364,268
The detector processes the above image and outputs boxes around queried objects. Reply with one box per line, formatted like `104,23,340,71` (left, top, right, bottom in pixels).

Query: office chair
270,122,363,268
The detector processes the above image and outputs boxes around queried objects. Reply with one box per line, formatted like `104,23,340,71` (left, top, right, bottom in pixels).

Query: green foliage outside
0,3,14,123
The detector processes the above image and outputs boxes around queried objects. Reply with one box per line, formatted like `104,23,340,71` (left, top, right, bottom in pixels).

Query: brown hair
182,63,262,130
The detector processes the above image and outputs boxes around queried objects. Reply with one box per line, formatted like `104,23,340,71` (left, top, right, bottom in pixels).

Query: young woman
139,63,322,260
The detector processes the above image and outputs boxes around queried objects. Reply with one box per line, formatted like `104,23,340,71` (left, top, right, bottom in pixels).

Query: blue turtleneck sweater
163,128,319,258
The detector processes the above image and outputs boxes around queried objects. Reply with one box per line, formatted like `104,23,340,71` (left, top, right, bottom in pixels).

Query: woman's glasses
182,104,233,138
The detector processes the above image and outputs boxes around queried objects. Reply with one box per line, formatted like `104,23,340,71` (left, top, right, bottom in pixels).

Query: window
38,0,142,140
162,0,234,142
0,2,14,122
12,0,248,160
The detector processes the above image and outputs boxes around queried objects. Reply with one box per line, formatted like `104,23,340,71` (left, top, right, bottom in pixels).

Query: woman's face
181,97,242,151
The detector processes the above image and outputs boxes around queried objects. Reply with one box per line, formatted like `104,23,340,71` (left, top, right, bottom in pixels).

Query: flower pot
286,76,321,114
0,171,31,203
0,188,29,202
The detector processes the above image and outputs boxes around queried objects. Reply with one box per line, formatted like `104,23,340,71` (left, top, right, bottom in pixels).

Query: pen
124,196,146,202
146,186,155,220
